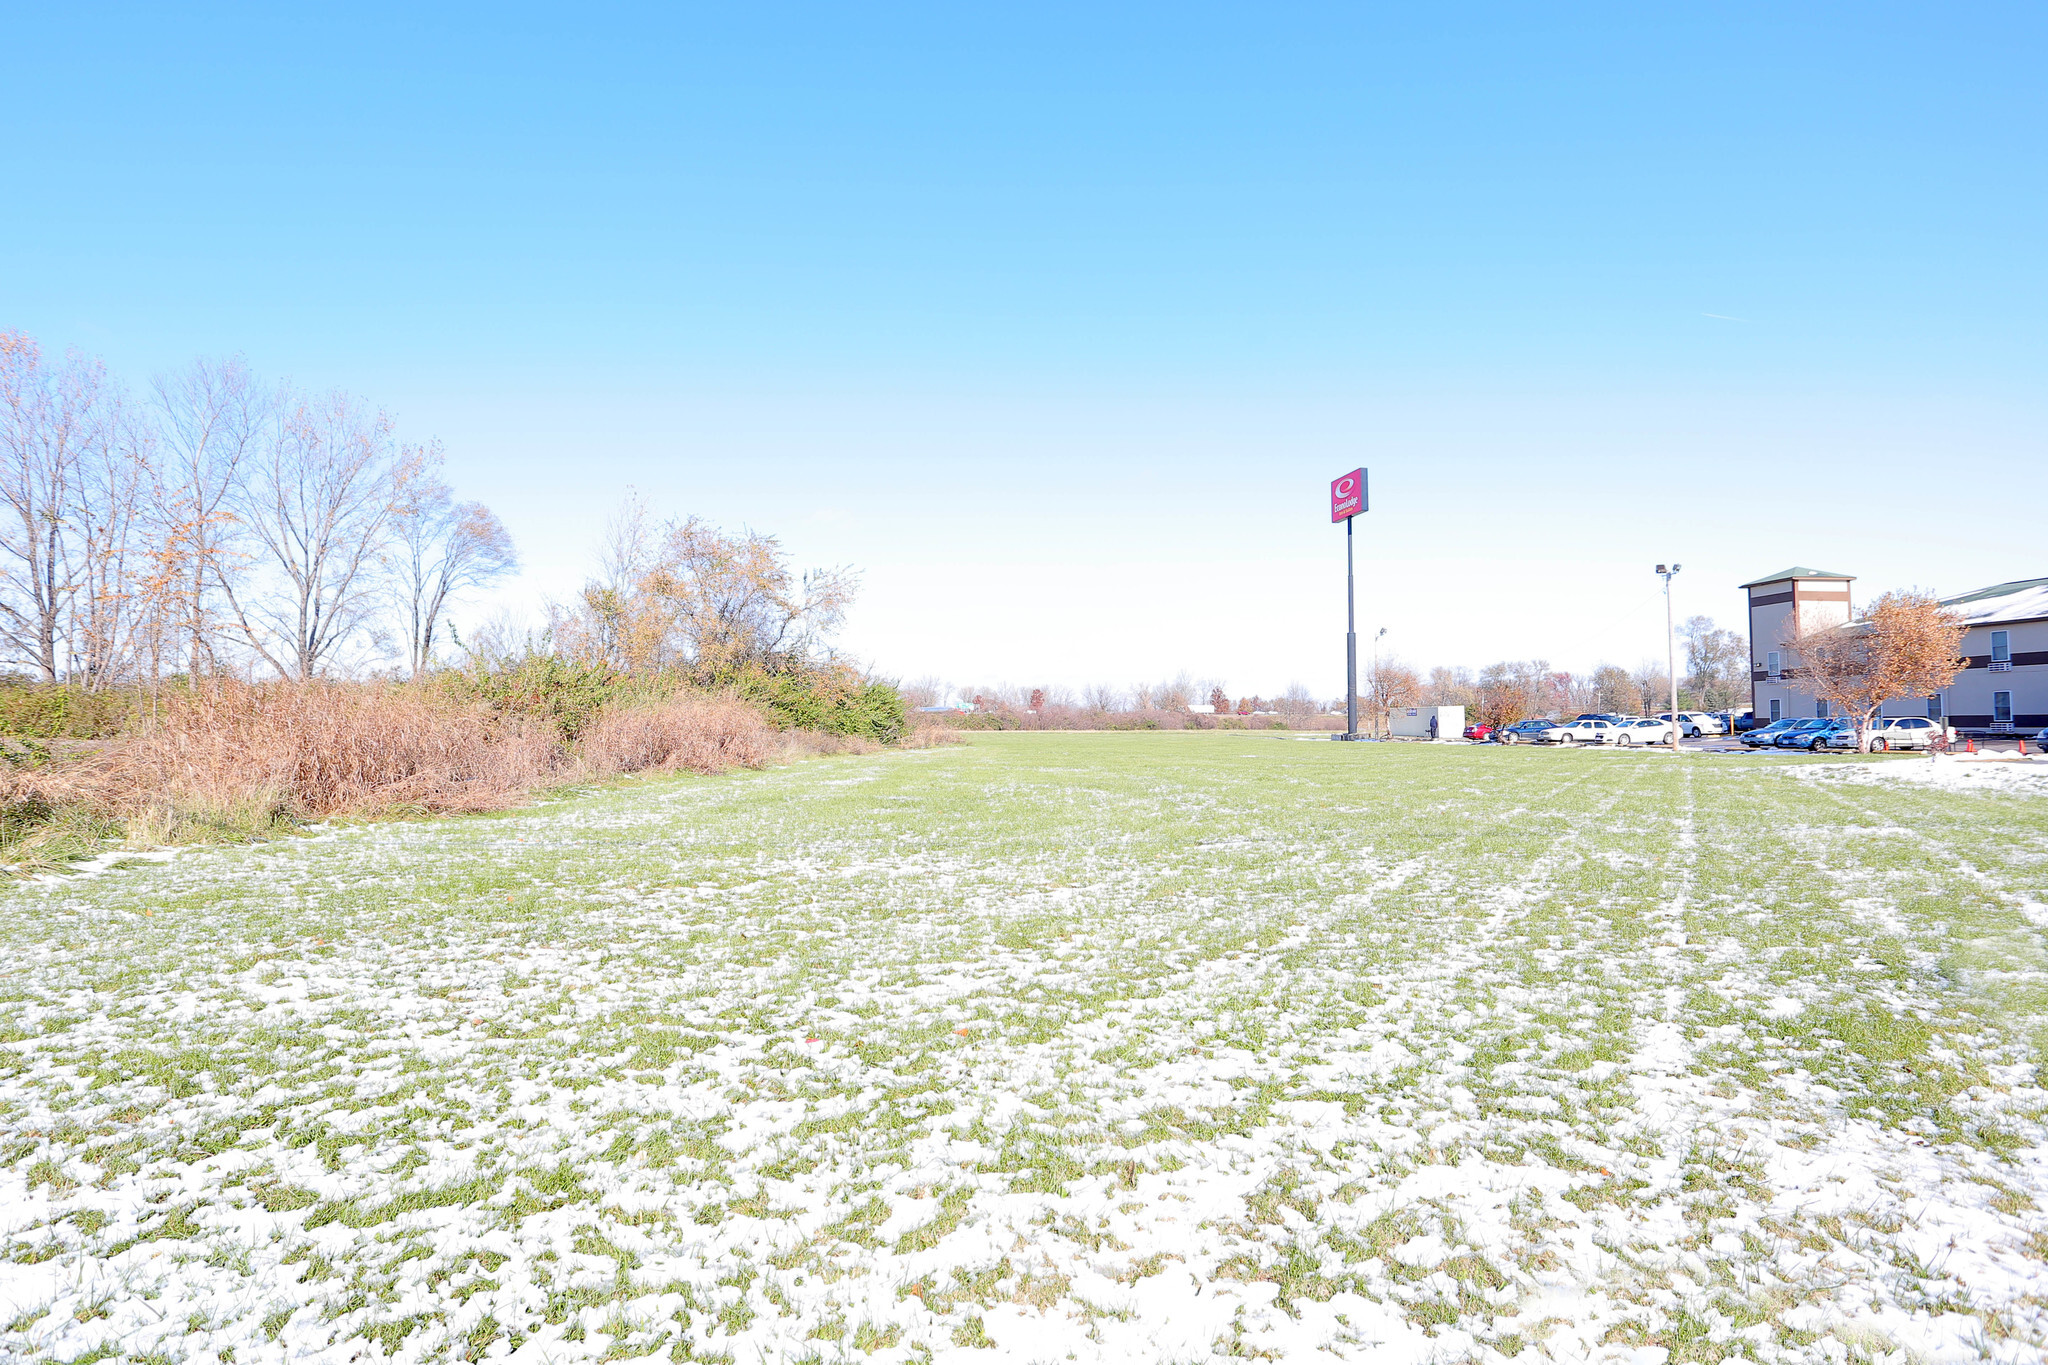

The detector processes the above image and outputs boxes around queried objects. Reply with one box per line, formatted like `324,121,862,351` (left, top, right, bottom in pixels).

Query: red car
1462,722,1495,741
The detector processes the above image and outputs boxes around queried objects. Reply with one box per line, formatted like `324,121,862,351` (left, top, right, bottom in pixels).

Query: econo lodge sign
1330,467,1367,522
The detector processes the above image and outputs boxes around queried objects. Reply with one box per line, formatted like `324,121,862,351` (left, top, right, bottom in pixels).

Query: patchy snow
1,738,2044,1363
1791,753,2048,797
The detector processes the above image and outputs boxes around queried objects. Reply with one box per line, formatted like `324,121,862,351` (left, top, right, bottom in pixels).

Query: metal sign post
1330,469,1367,741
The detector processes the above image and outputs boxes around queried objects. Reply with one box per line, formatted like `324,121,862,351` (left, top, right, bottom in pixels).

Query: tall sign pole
1657,563,1682,750
1331,469,1367,741
1347,517,1357,737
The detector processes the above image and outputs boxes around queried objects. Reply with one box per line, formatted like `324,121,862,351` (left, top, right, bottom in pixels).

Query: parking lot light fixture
1656,564,1683,750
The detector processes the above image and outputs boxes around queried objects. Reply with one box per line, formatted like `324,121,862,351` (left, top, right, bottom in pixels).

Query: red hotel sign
1330,467,1367,522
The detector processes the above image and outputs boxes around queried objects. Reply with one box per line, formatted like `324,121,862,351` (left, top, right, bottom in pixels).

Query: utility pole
1657,564,1683,750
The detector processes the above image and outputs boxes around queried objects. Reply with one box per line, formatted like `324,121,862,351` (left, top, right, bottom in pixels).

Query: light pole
1656,564,1682,751
1372,627,1387,736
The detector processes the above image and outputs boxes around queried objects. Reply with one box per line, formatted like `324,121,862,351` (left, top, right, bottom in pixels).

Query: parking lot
1489,732,2039,757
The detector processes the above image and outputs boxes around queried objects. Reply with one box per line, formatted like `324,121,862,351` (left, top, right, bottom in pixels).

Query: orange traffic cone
1966,736,1976,754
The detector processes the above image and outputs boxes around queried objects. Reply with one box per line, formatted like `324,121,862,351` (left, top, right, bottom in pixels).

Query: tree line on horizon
907,615,1757,731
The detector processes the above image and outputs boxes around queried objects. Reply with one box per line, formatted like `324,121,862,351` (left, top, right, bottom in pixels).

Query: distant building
1742,567,1856,725
1743,567,2047,732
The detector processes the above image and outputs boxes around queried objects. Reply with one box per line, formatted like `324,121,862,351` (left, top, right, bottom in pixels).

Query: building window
1991,630,2010,662
1995,691,2013,724
1766,650,1780,677
1927,694,1943,720
1769,699,1781,722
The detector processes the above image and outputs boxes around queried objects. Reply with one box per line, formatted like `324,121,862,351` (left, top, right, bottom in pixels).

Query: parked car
1813,719,1868,751
1575,713,1627,724
1539,719,1619,745
1496,719,1556,745
1774,719,1841,749
1613,718,1675,746
1658,711,1725,737
1462,722,1495,741
1718,710,1756,732
1863,717,1954,751
1739,719,1802,748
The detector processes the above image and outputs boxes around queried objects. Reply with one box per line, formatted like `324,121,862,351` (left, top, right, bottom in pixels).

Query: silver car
1740,719,1802,748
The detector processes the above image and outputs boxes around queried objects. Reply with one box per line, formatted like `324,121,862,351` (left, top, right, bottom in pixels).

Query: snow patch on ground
1790,752,2048,797
1,741,2044,1363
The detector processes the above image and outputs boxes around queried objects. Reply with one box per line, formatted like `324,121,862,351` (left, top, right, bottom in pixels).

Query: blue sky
6,4,2043,696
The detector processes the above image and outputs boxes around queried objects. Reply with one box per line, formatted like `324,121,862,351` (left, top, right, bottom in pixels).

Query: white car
1614,718,1676,746
1658,711,1725,737
1538,719,1618,745
1860,717,1954,751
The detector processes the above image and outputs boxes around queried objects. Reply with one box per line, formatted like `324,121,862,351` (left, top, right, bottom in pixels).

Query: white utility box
1389,705,1463,739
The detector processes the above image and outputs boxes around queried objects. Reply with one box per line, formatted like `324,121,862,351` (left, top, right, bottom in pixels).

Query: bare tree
451,607,542,671
71,402,154,689
1083,682,1122,712
0,331,151,686
386,443,517,678
1152,672,1196,712
152,357,275,677
1630,660,1671,716
1591,664,1633,714
221,390,405,679
900,676,945,709
1420,666,1476,709
1789,591,1969,751
1680,615,1746,710
1275,681,1318,721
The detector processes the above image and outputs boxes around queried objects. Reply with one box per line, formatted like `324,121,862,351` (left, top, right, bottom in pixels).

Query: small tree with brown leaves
1476,659,1551,729
1363,658,1420,737
1788,590,1968,751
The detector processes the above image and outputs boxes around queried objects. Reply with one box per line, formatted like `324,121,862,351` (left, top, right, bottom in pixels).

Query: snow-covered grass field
4,734,2047,1364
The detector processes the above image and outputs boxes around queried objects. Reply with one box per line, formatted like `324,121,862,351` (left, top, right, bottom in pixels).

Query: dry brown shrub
0,681,907,867
86,681,563,818
773,729,878,761
898,722,964,749
576,694,778,776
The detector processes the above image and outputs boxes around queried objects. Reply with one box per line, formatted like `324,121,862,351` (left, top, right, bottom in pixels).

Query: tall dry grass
60,682,563,821
576,695,777,776
0,681,879,870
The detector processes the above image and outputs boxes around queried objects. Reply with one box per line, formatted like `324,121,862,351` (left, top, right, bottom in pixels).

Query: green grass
1,733,2045,1362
